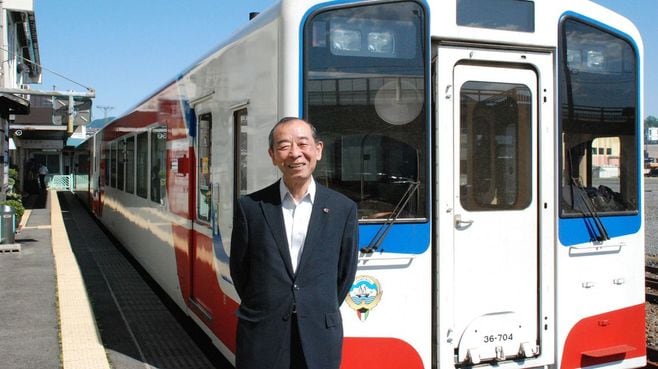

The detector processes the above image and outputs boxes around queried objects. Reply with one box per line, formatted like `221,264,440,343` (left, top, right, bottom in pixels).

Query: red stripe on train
173,225,238,353
561,304,646,368
342,337,424,369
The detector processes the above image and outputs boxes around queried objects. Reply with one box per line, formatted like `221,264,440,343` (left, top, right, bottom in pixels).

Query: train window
125,136,135,194
304,1,428,221
197,115,211,221
103,146,109,186
459,81,532,210
234,109,248,198
117,140,125,191
559,19,638,216
110,141,117,188
136,131,148,199
457,0,534,32
151,126,167,205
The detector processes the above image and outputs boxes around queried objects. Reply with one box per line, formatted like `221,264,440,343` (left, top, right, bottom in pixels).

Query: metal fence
46,174,89,191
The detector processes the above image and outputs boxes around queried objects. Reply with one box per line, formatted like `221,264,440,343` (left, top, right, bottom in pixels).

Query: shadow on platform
22,191,47,210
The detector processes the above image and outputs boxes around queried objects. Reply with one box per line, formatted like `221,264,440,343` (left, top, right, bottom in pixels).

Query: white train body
80,0,646,368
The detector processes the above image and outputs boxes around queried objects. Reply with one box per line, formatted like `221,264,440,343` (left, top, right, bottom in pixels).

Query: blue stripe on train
359,222,430,254
558,214,641,246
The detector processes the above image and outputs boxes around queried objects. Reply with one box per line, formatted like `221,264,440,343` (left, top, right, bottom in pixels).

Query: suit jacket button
283,314,290,321
293,284,300,291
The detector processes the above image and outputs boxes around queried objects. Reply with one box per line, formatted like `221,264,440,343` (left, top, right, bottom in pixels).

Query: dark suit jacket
230,180,359,369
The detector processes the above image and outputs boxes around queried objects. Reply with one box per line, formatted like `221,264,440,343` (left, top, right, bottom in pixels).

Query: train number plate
483,333,514,343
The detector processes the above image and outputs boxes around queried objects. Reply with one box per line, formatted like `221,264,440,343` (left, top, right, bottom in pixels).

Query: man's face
268,119,323,186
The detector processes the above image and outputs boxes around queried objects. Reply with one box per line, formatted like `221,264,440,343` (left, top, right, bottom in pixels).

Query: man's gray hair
268,117,319,150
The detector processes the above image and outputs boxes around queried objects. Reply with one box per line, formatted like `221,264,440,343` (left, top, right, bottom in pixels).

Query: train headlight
331,28,362,52
586,50,605,69
367,31,394,54
566,48,606,72
327,16,412,58
330,25,400,57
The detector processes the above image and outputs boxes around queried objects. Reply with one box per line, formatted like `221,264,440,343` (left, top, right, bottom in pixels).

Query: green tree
646,115,658,128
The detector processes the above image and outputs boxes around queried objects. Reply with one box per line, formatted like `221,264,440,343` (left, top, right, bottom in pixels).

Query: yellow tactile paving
49,191,111,369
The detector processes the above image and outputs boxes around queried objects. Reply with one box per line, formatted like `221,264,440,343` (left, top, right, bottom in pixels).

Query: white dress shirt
279,179,316,273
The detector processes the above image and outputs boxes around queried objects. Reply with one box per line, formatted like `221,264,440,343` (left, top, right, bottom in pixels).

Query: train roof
112,0,643,124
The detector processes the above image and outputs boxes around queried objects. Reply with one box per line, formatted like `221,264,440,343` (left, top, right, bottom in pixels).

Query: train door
190,112,214,320
436,47,554,368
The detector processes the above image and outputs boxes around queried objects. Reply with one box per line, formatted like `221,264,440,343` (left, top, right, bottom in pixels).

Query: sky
34,0,657,120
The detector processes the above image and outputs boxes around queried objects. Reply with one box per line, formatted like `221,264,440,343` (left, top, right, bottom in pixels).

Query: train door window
125,136,135,194
559,18,638,215
196,114,211,222
110,141,117,188
136,131,148,199
459,81,532,210
151,126,167,205
117,139,125,191
234,109,248,198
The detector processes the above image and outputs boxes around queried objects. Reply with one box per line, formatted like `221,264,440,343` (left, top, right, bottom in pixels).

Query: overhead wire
0,45,93,91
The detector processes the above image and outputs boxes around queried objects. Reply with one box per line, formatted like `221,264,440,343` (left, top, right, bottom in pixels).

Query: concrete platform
0,191,231,369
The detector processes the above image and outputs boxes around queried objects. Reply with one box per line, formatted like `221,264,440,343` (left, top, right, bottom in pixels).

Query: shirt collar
279,177,316,205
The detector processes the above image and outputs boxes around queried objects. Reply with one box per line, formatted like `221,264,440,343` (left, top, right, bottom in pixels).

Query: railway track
647,346,658,369
648,265,658,304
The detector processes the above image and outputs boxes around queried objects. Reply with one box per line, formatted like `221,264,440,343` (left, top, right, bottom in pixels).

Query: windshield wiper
361,180,420,254
571,177,610,241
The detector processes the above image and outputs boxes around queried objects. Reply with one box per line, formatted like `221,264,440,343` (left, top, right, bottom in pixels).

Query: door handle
455,214,474,229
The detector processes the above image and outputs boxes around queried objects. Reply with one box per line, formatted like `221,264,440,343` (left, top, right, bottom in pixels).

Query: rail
648,347,658,369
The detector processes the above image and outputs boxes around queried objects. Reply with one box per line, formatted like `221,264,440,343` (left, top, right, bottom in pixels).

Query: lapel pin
323,208,330,213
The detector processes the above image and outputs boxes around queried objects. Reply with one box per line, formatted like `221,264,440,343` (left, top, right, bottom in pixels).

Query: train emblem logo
346,275,382,321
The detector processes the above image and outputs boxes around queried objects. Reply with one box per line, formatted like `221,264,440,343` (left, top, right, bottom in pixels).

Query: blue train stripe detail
558,214,641,246
358,222,430,254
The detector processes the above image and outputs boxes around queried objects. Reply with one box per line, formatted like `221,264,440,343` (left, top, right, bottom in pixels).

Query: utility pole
0,0,7,200
96,105,114,126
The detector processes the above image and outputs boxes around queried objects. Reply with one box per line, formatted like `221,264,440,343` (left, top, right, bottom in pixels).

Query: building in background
647,127,658,145
0,0,94,194
0,0,40,197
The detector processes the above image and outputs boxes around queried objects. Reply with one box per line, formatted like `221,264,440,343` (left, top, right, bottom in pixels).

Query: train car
82,0,646,368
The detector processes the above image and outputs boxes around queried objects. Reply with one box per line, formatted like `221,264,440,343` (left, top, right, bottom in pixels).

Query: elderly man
230,117,359,369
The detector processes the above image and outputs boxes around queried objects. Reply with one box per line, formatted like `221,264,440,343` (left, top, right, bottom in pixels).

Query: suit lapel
260,181,295,277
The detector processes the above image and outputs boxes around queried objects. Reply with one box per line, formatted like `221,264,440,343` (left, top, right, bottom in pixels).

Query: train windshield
304,1,427,221
559,19,638,217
